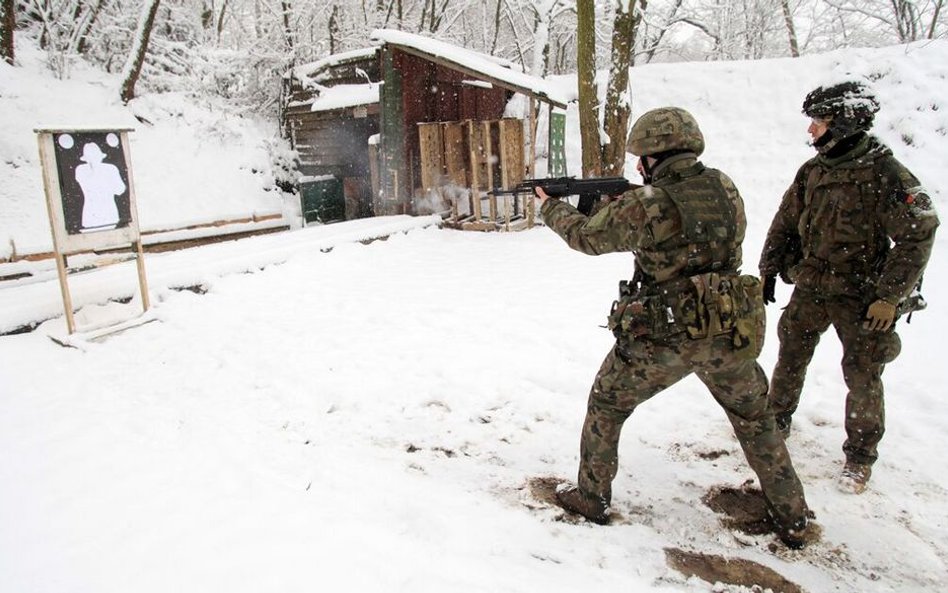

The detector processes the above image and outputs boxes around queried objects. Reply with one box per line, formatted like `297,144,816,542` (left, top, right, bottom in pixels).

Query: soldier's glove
762,275,777,305
863,300,897,332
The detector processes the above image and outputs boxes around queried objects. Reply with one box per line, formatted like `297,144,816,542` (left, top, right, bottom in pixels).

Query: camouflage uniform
760,132,939,467
543,107,810,534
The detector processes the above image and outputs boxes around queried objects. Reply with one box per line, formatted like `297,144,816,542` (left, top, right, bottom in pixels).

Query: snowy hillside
0,38,295,259
1,38,947,593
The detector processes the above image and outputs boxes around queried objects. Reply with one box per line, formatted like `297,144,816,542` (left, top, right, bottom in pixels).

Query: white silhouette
75,142,126,232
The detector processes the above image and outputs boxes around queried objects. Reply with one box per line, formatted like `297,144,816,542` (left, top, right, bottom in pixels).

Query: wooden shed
281,31,573,229
282,47,382,223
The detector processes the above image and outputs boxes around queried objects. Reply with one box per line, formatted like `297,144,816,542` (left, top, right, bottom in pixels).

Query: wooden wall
378,48,512,215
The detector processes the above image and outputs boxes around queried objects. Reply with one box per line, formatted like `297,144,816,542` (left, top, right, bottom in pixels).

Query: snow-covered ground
1,37,947,592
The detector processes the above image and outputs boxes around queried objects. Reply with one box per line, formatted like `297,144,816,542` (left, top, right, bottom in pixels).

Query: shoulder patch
894,186,936,217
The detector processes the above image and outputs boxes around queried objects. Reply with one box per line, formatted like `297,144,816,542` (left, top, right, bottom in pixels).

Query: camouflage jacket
759,134,939,303
541,154,746,286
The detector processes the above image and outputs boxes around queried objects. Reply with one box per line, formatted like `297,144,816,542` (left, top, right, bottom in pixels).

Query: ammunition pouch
607,272,764,358
608,294,678,340
684,273,764,359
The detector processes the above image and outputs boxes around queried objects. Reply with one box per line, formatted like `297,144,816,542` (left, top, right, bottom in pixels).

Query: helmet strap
639,156,654,184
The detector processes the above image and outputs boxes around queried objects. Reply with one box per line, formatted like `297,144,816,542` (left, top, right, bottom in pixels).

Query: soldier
537,107,814,549
760,81,939,494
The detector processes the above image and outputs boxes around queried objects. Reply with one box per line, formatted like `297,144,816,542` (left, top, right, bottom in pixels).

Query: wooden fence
417,118,532,231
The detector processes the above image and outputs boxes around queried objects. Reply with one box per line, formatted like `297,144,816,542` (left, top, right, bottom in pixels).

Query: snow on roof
369,29,576,108
288,46,380,81
288,83,381,113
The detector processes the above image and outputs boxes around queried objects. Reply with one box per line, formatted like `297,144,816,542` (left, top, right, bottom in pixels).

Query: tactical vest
608,162,762,357
637,162,740,282
792,143,892,295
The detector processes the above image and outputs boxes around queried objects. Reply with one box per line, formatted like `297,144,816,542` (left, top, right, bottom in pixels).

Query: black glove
762,275,777,305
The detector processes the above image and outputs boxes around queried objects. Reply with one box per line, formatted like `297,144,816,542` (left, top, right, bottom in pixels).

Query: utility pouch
607,295,675,340
731,275,765,359
683,273,763,359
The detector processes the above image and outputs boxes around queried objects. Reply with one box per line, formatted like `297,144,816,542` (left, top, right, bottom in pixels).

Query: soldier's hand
762,275,777,305
863,299,897,332
534,186,551,204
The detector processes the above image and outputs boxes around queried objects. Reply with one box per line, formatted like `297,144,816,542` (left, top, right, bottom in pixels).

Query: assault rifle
898,277,927,323
489,176,641,215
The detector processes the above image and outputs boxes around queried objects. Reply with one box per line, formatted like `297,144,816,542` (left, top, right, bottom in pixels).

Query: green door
299,177,345,224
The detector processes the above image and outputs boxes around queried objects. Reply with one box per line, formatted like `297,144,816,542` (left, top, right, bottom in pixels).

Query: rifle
489,176,640,215
899,277,927,323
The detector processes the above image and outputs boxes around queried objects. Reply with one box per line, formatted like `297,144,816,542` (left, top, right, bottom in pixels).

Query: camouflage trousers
770,288,902,466
577,328,809,529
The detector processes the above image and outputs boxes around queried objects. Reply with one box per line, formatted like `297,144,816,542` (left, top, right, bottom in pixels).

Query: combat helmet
802,81,880,139
628,107,705,157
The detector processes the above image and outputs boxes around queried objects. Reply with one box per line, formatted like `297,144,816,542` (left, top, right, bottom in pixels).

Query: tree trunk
929,0,944,38
1,0,14,65
576,0,601,178
329,4,340,54
601,0,638,177
780,0,799,56
119,0,161,104
281,0,294,55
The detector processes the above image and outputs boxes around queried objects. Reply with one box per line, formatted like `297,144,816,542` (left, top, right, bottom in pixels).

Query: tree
120,0,161,103
822,0,947,43
1,0,13,65
601,0,640,176
576,0,600,177
780,0,800,56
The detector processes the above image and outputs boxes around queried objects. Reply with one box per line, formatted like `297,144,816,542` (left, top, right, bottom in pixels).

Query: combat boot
554,483,610,525
775,413,792,439
838,461,872,494
775,515,821,550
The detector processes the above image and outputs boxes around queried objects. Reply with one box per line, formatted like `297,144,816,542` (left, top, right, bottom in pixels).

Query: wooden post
467,120,482,220
54,252,77,334
442,122,468,218
483,120,497,221
134,240,150,311
527,101,539,228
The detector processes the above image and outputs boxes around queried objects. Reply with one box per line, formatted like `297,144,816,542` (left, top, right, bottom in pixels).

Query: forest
1,0,945,116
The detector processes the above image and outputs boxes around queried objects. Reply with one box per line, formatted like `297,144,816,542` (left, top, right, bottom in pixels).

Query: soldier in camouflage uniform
537,107,813,548
760,81,939,494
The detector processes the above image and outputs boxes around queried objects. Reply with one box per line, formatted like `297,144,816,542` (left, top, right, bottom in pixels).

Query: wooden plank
498,118,525,188
460,220,498,232
498,118,525,220
442,122,467,186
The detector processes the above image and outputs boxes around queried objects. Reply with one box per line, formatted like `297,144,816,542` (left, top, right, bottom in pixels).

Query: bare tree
576,0,600,177
601,0,640,176
822,0,945,43
637,0,683,63
781,0,799,56
523,0,574,77
929,0,944,37
1,0,13,65
119,0,161,103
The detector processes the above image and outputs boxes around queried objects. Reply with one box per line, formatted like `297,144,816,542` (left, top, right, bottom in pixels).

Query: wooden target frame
35,127,150,335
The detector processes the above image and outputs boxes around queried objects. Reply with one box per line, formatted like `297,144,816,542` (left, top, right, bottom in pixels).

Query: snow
370,28,577,108
296,82,380,113
0,40,293,259
2,35,947,593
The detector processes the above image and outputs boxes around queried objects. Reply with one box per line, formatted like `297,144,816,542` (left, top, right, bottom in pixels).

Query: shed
282,47,382,223
281,31,574,229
